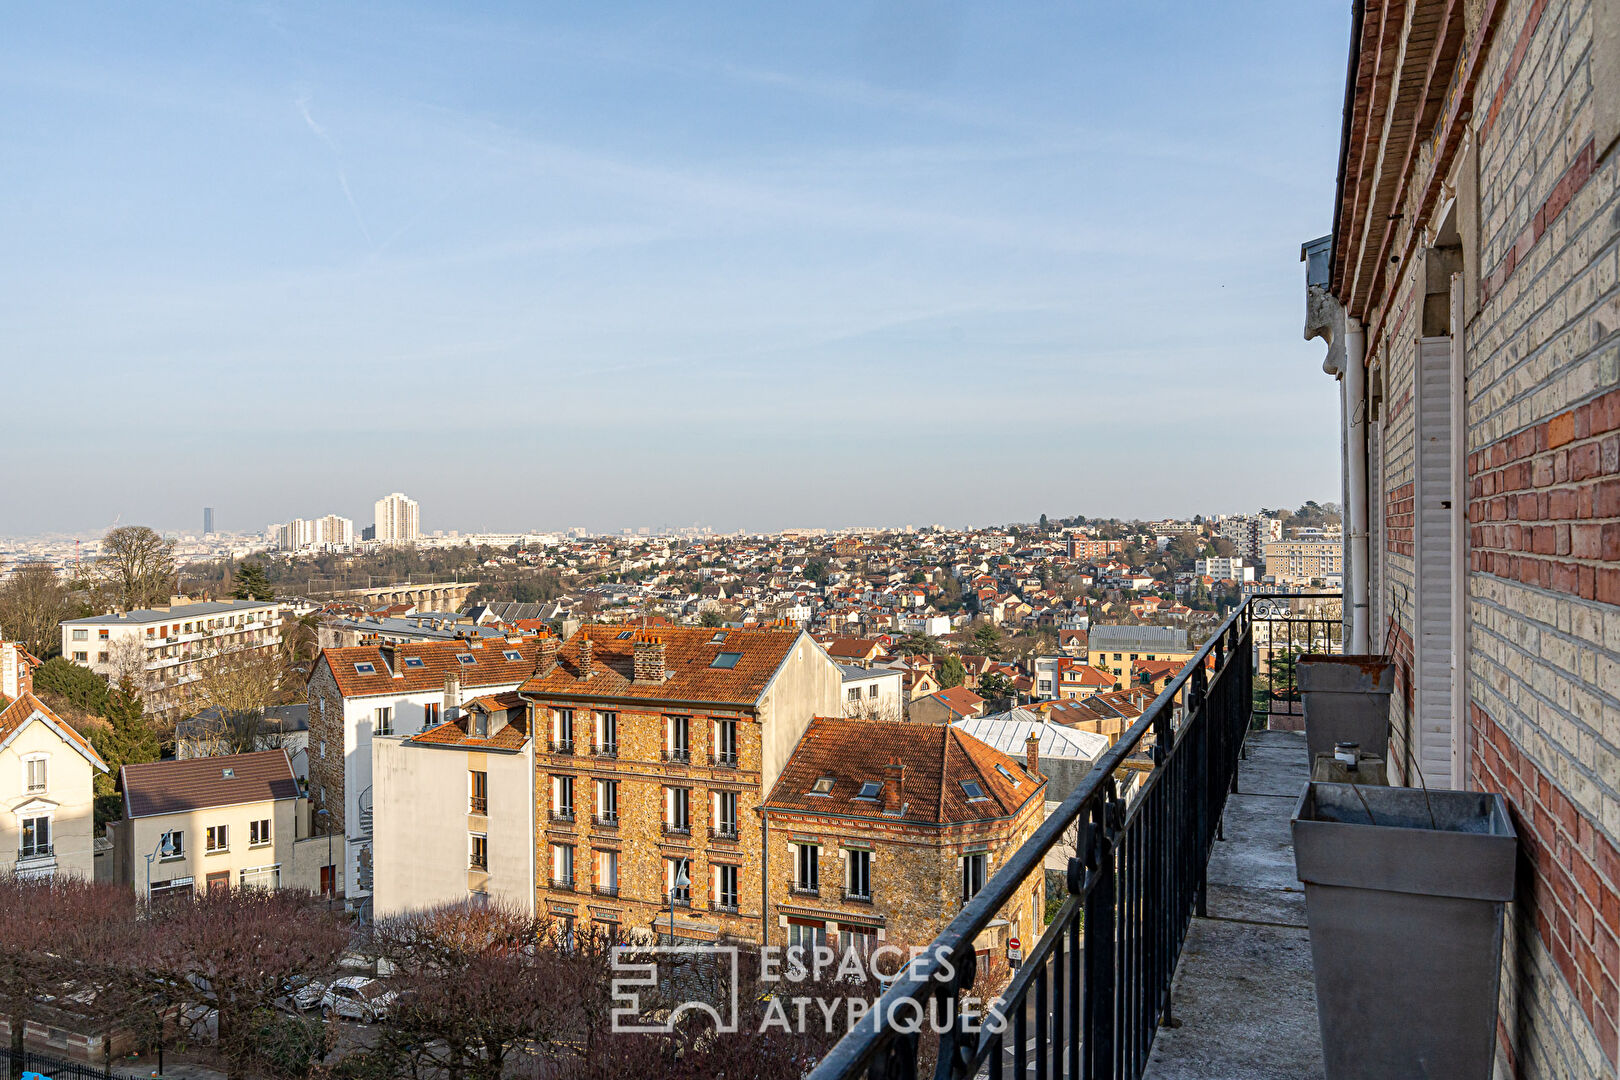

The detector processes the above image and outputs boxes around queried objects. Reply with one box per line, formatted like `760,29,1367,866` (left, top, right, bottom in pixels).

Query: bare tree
189,638,292,719
106,635,148,689
369,902,568,1080
0,564,70,660
144,888,347,1080
96,526,176,611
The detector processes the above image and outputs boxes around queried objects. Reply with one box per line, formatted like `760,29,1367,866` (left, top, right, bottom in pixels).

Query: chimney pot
633,633,667,682
444,669,461,719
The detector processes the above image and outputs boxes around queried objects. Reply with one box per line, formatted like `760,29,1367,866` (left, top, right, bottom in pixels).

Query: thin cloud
296,93,373,247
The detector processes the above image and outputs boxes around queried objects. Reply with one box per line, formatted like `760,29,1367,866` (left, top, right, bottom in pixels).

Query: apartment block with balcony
305,633,552,912
762,718,1046,957
0,676,109,881
1260,537,1344,586
60,598,283,717
518,625,841,943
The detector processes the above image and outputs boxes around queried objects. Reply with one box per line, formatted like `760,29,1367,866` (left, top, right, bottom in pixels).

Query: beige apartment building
60,598,283,718
110,749,336,899
1260,538,1344,586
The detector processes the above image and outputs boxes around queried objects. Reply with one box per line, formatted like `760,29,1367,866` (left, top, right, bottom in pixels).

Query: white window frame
249,819,272,847
19,813,52,859
23,754,47,795
206,824,229,854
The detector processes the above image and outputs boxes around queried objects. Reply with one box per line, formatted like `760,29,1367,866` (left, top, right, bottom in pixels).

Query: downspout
1344,317,1370,653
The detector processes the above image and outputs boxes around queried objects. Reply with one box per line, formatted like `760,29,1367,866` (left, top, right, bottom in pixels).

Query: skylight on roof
711,652,743,669
960,780,987,801
354,662,376,675
617,630,634,639
503,650,522,661
403,657,425,668
855,780,883,800
710,632,727,643
994,764,1022,786
809,777,835,796
222,768,236,779
456,654,476,665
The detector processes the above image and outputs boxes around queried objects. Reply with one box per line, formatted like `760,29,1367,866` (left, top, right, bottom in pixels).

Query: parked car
289,977,326,1012
320,976,396,1022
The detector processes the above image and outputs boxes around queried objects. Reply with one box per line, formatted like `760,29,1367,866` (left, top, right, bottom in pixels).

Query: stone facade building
1307,0,1620,1072
761,718,1047,957
516,625,841,943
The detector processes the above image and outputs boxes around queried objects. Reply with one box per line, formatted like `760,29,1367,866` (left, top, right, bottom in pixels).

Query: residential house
837,665,906,722
518,626,842,944
111,749,317,899
761,718,1047,958
1,687,108,880
909,686,986,726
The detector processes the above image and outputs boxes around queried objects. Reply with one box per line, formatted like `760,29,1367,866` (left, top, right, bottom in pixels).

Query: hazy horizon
3,3,1347,535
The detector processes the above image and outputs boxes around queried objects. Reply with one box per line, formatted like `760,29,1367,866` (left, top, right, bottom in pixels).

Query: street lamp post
668,861,689,944
144,830,177,903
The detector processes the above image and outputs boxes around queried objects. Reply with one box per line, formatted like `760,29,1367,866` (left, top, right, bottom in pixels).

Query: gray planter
1296,654,1395,762
1293,782,1517,1080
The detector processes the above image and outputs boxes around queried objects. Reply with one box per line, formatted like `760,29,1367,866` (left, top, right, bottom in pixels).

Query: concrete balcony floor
1144,729,1324,1079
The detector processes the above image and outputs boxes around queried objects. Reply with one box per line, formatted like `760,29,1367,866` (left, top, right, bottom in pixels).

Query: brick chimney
1025,733,1041,776
578,635,594,679
536,635,560,676
634,634,666,683
443,670,461,720
379,642,399,676
1,641,30,701
883,757,904,815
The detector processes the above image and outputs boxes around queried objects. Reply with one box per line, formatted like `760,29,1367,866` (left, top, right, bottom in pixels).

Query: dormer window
855,781,882,800
354,662,376,675
809,777,836,796
456,654,476,666
473,712,489,738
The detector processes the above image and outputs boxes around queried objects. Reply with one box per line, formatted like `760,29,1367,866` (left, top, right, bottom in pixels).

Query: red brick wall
1468,388,1620,606
1472,702,1620,1068
1385,482,1415,555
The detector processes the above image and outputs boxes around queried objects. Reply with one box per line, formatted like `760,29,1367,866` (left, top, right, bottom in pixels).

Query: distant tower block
203,507,215,536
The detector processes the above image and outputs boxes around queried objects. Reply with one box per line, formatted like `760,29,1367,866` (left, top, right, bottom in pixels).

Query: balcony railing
549,876,575,891
593,743,618,759
469,797,488,815
663,822,692,837
840,887,873,904
789,880,820,898
594,813,619,829
662,748,692,764
710,749,739,768
548,739,574,755
806,595,1309,1080
593,884,619,897
709,825,740,842
664,889,691,907
550,810,575,825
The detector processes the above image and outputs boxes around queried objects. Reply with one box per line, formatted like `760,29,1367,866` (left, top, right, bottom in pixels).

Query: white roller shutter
1414,335,1457,789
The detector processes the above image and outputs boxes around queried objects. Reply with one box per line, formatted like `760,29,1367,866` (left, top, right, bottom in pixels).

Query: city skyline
3,2,1346,535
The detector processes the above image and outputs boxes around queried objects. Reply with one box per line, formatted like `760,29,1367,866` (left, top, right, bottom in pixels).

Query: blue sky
2,2,1349,536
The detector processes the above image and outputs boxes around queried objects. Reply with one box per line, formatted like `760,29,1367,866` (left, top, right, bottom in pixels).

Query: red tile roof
121,749,298,818
409,692,530,751
518,625,804,706
318,636,553,698
0,692,109,771
924,685,984,716
764,718,1043,826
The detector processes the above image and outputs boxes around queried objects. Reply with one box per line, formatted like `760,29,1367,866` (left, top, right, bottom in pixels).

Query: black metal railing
549,875,575,891
1,1048,140,1080
663,822,692,837
663,747,692,764
710,749,739,767
1248,593,1344,729
593,742,619,759
550,810,576,825
594,813,619,829
548,739,574,755
806,595,1271,1080
709,824,740,842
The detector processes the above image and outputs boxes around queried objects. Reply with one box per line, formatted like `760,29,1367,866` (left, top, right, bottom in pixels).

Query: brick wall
306,661,345,832
1385,481,1416,555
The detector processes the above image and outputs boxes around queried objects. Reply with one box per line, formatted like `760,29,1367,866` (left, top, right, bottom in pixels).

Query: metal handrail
805,595,1318,1080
